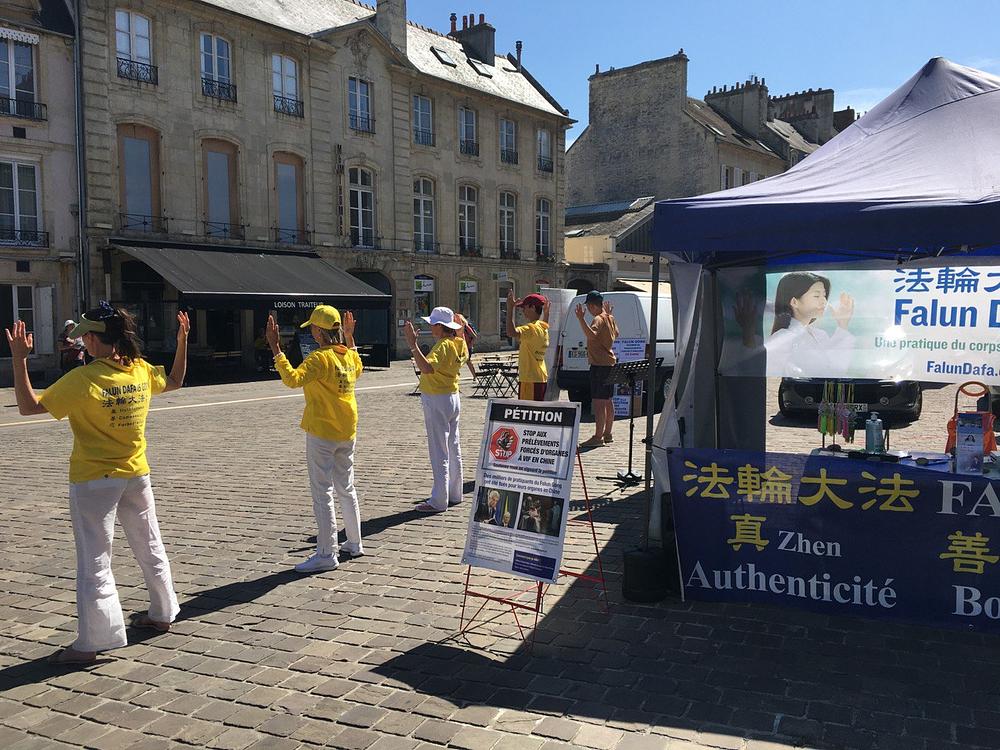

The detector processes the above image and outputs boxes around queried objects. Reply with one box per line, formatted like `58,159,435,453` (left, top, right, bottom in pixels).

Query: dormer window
431,46,457,67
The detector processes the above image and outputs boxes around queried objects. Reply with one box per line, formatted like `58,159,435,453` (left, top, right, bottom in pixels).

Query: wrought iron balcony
501,149,519,165
0,227,49,247
349,114,375,133
459,240,482,257
120,213,167,233
413,128,434,146
414,238,439,254
204,221,243,239
500,247,521,261
117,57,158,85
273,95,304,117
274,227,310,244
537,156,554,173
459,139,479,157
0,97,47,121
202,77,237,103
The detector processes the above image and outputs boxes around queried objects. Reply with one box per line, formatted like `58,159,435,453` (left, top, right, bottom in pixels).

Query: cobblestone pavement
2,368,999,750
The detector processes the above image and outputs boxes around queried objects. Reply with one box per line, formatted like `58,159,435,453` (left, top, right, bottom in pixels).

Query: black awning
115,244,390,307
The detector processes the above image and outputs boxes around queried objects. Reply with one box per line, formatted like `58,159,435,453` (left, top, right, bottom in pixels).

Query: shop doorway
348,270,393,366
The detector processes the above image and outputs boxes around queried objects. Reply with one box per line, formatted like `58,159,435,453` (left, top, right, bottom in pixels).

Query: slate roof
765,118,820,155
565,197,656,238
684,98,779,159
197,0,568,118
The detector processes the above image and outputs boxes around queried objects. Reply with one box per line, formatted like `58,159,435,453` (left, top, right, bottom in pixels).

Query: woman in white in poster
764,272,855,377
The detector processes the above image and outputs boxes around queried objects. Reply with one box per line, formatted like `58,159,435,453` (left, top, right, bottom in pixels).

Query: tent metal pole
642,250,661,549
711,269,722,449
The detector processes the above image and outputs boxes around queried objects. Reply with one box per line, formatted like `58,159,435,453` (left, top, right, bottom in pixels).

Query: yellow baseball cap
299,305,341,330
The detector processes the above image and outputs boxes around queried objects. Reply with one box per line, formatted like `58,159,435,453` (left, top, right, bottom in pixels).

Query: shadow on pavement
372,487,1000,750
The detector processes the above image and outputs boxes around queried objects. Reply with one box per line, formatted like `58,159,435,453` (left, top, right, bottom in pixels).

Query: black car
777,378,922,423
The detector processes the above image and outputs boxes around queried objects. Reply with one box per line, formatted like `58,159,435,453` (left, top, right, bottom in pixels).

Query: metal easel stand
457,450,609,653
597,358,663,490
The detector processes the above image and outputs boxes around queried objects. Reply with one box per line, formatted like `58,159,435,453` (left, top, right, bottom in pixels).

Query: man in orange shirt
575,290,619,447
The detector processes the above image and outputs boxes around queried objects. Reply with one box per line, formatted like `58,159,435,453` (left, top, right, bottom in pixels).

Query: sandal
48,647,97,665
128,613,171,633
579,436,604,448
603,433,614,443
415,502,445,513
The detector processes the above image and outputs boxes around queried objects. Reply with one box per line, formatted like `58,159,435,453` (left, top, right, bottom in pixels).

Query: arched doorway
349,270,393,366
567,277,595,295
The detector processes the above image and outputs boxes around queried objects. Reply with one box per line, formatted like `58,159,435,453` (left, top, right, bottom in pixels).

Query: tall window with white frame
535,197,551,259
274,152,304,243
499,119,518,165
115,10,156,84
348,77,373,133
498,191,517,259
349,167,375,248
458,184,478,255
0,160,42,245
459,107,478,156
203,140,240,239
413,178,435,253
0,39,39,119
0,284,33,358
118,124,162,233
537,128,553,172
272,54,302,116
200,33,235,102
413,94,433,146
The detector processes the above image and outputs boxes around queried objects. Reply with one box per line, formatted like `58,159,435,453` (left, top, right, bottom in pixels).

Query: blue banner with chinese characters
667,449,1000,631
718,265,1000,382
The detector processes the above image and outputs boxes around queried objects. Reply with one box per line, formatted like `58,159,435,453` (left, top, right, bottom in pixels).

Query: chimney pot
515,40,522,67
479,13,484,24
469,8,473,25
595,63,599,74
462,14,468,29
450,12,457,32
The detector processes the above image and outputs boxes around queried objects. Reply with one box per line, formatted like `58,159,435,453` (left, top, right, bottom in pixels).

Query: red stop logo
489,427,519,461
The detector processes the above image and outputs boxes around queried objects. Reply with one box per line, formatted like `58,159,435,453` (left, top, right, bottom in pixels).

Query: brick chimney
376,0,407,56
448,10,495,64
704,76,769,138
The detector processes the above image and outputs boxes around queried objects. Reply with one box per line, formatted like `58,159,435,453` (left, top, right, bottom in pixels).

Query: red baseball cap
516,293,547,308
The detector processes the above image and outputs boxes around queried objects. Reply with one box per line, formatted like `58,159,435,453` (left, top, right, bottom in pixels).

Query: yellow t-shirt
516,320,549,384
420,336,469,395
274,345,363,442
39,358,167,483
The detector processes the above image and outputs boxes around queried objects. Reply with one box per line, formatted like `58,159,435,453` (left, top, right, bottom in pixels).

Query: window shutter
35,285,54,354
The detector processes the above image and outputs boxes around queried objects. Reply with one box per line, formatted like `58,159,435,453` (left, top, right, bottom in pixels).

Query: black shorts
589,365,613,399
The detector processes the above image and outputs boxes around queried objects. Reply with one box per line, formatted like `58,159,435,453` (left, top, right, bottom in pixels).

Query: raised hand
507,289,517,307
603,301,614,316
403,320,418,348
265,314,281,353
733,290,760,345
343,311,356,338
176,311,190,343
832,292,855,329
574,304,586,320
4,320,33,359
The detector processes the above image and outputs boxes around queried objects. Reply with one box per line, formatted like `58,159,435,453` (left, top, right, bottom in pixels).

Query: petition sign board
719,265,1000,382
462,400,581,583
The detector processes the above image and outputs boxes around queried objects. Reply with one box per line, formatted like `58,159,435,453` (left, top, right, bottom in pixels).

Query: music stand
596,358,663,489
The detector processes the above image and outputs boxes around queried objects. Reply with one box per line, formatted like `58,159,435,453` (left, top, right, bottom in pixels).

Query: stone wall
79,0,568,359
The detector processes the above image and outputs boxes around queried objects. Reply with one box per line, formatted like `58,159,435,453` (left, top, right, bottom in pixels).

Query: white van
556,291,675,411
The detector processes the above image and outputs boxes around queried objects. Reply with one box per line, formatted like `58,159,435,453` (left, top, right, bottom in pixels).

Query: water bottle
865,412,884,454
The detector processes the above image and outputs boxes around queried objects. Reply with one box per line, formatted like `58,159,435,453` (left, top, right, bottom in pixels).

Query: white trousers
421,392,463,510
306,433,363,558
68,475,179,652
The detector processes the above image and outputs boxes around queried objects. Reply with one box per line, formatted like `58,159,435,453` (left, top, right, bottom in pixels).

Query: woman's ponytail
87,305,144,364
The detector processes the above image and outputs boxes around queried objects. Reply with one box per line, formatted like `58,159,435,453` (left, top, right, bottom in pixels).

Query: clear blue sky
408,0,1000,144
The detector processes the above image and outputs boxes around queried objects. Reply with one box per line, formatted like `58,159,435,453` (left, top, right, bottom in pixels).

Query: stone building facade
0,1,78,384
566,51,849,207
78,0,570,373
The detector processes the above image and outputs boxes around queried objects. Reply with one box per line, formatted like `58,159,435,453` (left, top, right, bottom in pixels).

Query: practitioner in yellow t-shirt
403,307,469,513
266,305,365,573
6,302,189,664
506,290,551,401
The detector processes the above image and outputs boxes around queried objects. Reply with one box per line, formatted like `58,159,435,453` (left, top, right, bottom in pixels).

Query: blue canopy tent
630,58,1000,550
